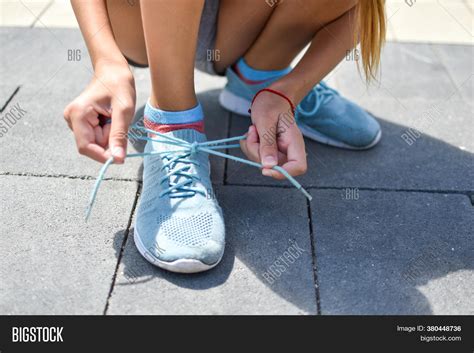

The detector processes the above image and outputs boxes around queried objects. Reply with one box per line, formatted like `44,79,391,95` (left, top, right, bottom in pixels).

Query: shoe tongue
160,129,208,198
158,129,207,152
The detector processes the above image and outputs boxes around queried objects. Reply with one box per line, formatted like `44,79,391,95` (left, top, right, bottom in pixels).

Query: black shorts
125,56,148,69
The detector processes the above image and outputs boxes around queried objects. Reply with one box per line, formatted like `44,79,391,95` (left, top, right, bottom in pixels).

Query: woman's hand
240,91,307,180
63,62,136,164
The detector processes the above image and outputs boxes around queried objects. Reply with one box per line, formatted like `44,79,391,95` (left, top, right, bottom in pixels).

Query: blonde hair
356,0,386,81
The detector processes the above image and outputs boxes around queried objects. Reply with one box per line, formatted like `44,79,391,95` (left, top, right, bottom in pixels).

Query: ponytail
356,0,386,81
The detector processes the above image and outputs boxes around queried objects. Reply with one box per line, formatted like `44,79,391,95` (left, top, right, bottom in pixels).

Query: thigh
106,0,148,66
213,0,274,73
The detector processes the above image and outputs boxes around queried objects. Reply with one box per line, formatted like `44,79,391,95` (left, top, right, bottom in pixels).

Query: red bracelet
248,88,296,115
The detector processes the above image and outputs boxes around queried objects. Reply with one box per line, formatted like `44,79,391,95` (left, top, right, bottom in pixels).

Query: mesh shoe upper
296,82,381,148
135,129,225,265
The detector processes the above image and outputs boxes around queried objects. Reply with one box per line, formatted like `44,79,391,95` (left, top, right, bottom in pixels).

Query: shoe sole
133,227,222,274
219,88,382,150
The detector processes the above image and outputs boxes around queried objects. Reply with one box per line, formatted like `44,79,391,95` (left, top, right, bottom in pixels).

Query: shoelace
158,148,205,199
297,81,340,118
85,124,312,220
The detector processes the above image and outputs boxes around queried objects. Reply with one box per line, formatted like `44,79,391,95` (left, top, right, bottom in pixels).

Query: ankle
149,92,197,112
234,57,291,83
144,100,204,133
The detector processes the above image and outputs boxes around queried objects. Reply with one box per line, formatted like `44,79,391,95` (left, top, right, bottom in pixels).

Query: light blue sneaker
86,123,313,272
134,129,225,273
219,66,381,150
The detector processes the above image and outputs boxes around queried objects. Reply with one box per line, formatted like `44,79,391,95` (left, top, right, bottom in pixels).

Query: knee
340,0,359,12
307,0,359,21
321,0,358,10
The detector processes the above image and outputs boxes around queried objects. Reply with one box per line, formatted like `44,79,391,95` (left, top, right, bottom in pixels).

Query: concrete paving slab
0,0,50,27
0,175,137,314
0,28,89,89
34,0,77,28
107,186,317,315
0,84,19,110
385,3,399,42
311,189,474,314
466,0,474,11
432,44,473,102
334,42,458,102
387,0,473,45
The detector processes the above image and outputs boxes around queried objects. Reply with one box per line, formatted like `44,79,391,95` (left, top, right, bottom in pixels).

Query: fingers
271,130,307,180
240,124,304,180
108,99,134,164
63,105,73,130
240,125,260,162
71,112,108,163
253,116,279,169
79,142,109,164
65,102,110,163
102,123,111,147
94,125,109,148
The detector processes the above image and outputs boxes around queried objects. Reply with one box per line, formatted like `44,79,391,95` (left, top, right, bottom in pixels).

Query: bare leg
215,0,358,73
213,1,274,73
107,0,204,111
106,0,147,66
140,0,204,111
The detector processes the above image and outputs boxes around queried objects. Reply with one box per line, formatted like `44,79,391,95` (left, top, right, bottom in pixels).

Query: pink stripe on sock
144,117,204,134
232,64,269,85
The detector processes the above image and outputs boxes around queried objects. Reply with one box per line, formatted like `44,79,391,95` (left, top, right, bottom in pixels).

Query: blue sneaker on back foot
134,129,225,274
219,66,382,150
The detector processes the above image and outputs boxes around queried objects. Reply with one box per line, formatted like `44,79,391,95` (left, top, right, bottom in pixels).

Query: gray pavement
0,28,472,314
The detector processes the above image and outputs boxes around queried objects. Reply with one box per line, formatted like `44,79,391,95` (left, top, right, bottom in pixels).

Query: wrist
268,75,307,105
94,59,134,84
94,56,129,72
250,88,296,117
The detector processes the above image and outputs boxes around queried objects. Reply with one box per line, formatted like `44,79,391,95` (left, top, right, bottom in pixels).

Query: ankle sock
234,57,291,83
144,100,204,133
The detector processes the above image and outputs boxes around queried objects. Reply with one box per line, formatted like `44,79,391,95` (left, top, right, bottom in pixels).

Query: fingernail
112,146,125,158
263,156,276,166
262,169,273,177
